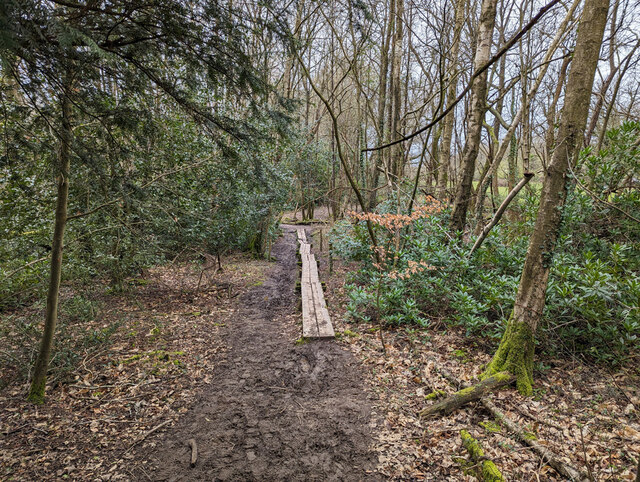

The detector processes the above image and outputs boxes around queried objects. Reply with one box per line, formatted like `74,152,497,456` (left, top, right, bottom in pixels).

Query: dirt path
139,226,379,481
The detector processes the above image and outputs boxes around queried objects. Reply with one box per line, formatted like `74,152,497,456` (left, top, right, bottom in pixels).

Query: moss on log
460,430,505,482
425,389,446,400
419,372,514,418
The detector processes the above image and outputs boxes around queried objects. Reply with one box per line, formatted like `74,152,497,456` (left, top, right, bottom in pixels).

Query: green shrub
332,152,639,366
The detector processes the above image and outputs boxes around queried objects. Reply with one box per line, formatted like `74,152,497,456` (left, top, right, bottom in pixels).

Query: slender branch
363,0,563,153
67,200,119,221
2,256,50,280
469,172,534,256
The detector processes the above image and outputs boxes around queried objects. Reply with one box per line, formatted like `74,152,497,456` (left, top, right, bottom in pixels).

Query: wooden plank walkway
297,228,335,339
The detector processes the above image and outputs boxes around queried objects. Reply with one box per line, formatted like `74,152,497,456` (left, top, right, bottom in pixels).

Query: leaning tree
483,0,611,394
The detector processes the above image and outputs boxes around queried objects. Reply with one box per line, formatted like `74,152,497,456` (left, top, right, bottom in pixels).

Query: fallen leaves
322,253,640,481
0,253,270,481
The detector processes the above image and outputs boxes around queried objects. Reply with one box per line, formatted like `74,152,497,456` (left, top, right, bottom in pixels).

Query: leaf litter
319,244,640,481
0,254,270,480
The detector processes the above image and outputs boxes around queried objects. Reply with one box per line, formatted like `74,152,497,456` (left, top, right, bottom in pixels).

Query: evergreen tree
0,0,290,402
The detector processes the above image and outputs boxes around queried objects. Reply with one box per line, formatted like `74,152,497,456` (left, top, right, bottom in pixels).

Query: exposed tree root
437,366,589,481
419,372,514,418
460,429,505,481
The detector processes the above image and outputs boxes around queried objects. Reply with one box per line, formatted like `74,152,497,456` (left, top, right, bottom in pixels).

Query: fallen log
482,398,588,481
460,429,505,482
436,366,589,481
419,372,514,418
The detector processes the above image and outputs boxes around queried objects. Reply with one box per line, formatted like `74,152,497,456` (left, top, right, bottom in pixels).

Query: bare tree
436,0,466,200
484,0,610,395
449,0,498,233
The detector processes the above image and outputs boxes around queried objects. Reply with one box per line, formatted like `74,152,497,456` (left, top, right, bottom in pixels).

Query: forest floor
310,227,640,481
1,221,640,480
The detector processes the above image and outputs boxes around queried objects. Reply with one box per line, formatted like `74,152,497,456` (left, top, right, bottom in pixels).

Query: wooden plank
301,281,318,338
307,255,333,337
311,281,334,338
298,234,334,339
307,254,320,283
300,253,319,337
301,254,311,283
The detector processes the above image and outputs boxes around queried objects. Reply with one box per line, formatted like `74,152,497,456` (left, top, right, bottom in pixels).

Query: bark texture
28,78,73,403
436,0,466,199
450,0,498,232
485,0,610,395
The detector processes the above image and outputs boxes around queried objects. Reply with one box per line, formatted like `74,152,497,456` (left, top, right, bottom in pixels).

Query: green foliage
333,123,640,366
286,128,330,218
330,220,371,261
0,293,119,387
0,98,294,304
0,0,296,306
64,295,101,323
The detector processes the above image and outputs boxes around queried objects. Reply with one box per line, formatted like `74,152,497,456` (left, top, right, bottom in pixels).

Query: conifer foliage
0,0,292,402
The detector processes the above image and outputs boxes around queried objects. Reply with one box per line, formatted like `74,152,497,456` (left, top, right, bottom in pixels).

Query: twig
187,438,198,467
579,424,596,481
121,420,171,457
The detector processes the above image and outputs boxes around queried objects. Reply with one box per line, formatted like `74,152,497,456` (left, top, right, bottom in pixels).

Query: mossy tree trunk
28,73,74,404
484,0,610,395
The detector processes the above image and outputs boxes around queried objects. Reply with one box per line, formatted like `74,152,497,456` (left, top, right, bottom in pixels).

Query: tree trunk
484,0,610,395
389,0,404,181
436,0,466,200
450,0,498,233
489,16,507,207
544,54,571,165
368,0,394,211
507,120,517,192
28,75,73,403
585,0,619,144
